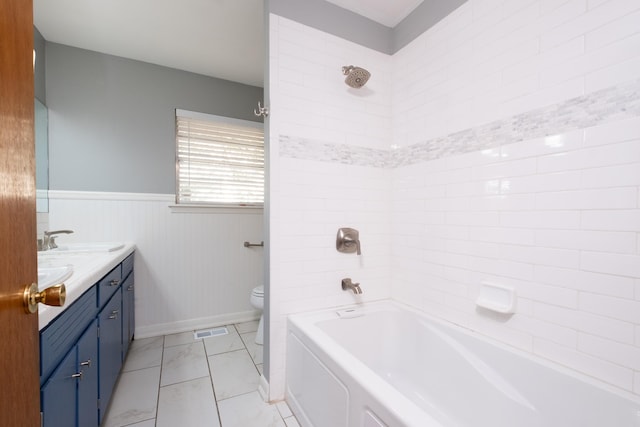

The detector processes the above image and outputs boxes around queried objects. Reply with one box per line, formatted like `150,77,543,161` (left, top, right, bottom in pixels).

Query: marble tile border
278,79,640,168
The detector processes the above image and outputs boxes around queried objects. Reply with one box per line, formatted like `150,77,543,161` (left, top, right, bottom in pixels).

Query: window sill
169,204,264,214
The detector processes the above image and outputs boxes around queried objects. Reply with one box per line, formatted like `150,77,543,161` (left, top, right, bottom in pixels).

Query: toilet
250,285,264,345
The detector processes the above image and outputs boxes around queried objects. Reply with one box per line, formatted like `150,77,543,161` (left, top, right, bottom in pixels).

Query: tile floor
103,320,299,427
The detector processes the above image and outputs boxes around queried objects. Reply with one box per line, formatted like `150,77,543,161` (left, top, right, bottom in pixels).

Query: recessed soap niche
475,282,517,314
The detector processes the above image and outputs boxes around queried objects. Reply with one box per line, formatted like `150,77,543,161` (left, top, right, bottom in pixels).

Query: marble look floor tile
209,349,260,400
156,377,220,427
123,336,164,372
284,416,301,427
276,401,292,418
204,325,245,356
218,391,285,427
240,331,263,365
234,320,259,334
164,330,197,347
102,366,160,427
160,341,209,386
127,419,156,427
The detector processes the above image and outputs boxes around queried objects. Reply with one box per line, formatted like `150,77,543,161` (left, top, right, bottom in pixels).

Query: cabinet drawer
122,253,134,281
98,265,122,308
40,286,97,384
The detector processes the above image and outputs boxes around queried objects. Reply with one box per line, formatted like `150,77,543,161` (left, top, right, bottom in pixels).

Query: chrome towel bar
244,241,264,248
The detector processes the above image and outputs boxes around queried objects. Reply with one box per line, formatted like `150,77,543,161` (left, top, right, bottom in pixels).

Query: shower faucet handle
336,227,361,255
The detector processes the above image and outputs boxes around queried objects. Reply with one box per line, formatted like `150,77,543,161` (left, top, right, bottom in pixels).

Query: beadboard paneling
48,191,264,338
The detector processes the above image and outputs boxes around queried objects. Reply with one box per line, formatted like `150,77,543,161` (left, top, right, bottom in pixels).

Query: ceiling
34,0,423,88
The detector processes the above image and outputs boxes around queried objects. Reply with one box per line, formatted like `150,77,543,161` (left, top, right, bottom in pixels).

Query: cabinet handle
111,309,119,315
80,359,91,367
127,285,134,291
108,314,118,320
71,372,83,380
109,279,120,287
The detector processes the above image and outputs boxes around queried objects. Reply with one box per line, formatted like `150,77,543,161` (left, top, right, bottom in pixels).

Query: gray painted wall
268,0,468,55
269,0,393,54
394,0,468,52
34,27,46,103
46,43,263,194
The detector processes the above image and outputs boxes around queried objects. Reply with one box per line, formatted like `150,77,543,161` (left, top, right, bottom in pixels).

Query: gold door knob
23,283,66,314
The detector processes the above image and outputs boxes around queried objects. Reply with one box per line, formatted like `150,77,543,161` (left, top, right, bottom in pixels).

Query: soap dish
475,282,516,314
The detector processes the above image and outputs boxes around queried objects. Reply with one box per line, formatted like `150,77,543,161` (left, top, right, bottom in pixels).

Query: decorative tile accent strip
279,79,640,168
279,135,389,168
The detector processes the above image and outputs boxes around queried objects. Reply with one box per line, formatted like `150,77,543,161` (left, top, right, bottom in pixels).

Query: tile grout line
203,336,224,427
153,335,165,427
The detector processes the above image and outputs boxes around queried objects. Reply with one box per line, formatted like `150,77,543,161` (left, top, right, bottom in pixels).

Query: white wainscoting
48,191,265,338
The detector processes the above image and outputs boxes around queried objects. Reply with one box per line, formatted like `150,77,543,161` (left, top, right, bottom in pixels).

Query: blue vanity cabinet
40,253,134,427
40,345,77,427
40,319,98,427
122,271,135,357
121,253,135,357
98,290,123,424
77,320,99,427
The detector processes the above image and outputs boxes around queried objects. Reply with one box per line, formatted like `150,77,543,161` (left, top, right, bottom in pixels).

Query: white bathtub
286,301,640,427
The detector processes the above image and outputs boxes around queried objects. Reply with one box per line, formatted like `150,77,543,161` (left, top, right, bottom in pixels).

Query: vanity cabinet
40,252,134,427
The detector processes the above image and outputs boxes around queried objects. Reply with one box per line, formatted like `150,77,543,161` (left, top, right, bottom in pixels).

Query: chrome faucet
341,278,362,294
39,229,74,251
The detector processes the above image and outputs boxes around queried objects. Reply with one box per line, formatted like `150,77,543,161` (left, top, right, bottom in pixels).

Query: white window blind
176,110,264,206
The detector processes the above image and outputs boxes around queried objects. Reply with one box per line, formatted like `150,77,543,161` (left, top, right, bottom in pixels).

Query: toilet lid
252,285,264,296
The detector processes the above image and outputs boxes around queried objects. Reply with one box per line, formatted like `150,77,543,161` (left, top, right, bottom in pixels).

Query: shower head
342,65,371,89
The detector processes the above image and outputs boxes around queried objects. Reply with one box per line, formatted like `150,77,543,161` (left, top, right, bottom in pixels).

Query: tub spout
341,278,362,294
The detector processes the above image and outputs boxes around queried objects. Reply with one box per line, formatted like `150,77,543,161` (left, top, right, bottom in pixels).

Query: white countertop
38,243,136,330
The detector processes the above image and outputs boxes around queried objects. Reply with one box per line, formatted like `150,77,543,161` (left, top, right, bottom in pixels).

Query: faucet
39,229,74,251
341,278,362,294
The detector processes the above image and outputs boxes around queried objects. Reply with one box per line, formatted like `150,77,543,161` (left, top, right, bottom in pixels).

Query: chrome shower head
342,65,370,89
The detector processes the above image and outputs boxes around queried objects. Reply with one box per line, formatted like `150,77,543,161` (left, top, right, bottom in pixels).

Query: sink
49,242,125,253
38,265,73,288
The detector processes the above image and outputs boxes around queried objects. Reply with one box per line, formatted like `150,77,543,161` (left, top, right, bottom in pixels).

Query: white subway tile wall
269,0,640,402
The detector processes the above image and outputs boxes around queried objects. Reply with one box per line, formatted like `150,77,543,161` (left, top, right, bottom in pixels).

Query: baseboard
258,374,270,402
134,310,261,339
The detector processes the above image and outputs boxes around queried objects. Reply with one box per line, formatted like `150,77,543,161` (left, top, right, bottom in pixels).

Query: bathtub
286,301,640,427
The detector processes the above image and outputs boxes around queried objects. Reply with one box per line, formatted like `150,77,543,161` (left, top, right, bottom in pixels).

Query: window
176,109,264,206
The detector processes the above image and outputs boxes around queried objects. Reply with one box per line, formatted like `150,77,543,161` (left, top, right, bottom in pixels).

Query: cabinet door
77,320,99,427
41,347,77,427
98,291,123,424
122,272,135,356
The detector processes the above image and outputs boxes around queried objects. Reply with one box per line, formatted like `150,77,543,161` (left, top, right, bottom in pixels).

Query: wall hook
254,101,269,118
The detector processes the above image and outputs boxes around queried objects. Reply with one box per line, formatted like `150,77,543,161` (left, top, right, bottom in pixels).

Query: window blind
176,110,264,205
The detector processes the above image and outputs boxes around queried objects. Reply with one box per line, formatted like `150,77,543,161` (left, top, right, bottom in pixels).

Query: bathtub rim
287,299,640,411
287,301,444,427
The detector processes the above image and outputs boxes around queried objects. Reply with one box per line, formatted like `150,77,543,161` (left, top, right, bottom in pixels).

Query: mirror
35,98,48,212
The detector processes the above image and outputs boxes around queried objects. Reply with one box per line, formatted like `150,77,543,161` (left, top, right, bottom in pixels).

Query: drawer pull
127,285,134,291
80,359,91,367
71,372,83,380
109,279,120,287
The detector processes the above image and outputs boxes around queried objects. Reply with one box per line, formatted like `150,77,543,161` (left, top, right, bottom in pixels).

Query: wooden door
0,0,41,426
